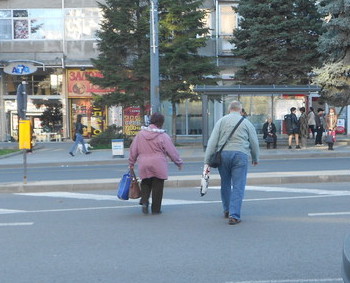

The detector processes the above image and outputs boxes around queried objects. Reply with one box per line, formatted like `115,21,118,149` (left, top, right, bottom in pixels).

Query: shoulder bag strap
218,117,245,153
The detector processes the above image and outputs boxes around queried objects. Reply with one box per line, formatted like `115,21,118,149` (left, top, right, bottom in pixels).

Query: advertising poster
67,69,114,98
123,107,142,136
70,98,106,137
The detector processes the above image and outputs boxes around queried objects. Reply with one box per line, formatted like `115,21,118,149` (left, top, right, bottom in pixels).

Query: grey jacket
204,112,260,164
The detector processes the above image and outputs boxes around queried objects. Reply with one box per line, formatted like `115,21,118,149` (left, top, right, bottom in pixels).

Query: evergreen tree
159,0,218,139
232,0,323,85
312,0,350,109
89,0,150,118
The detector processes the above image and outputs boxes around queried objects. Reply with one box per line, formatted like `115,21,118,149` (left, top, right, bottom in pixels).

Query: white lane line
226,278,343,283
0,222,33,226
209,186,350,196
15,192,218,206
309,211,350,217
0,209,26,214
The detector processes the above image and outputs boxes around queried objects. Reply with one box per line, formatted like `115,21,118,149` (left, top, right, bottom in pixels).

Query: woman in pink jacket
129,113,183,214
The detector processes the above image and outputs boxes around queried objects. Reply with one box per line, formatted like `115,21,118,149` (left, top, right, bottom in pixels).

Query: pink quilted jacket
129,124,183,180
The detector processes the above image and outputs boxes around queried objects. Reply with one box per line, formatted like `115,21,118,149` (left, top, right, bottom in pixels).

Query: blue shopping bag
117,171,131,200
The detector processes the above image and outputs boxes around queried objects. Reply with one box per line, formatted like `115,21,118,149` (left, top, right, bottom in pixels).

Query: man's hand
252,161,258,166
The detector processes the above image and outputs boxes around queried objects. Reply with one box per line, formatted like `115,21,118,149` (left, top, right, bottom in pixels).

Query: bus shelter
194,85,321,148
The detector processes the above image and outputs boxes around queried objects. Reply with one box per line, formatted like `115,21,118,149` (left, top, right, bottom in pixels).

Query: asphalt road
1,182,349,283
1,157,350,183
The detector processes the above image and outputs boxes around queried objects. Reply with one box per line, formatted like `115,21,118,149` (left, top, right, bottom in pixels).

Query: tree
89,0,150,119
35,100,62,132
231,0,323,85
159,0,218,139
312,0,350,110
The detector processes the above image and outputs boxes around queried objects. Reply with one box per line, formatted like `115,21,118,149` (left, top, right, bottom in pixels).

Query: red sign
67,69,114,98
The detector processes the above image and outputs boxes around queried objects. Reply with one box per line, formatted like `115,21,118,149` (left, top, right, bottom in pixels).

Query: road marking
0,209,26,214
15,192,217,205
209,186,350,196
309,211,350,217
0,222,33,226
226,278,343,283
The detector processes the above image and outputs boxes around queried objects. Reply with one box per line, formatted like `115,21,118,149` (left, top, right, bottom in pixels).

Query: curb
1,171,350,194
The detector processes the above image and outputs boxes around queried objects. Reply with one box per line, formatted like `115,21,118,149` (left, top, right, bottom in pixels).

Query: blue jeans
69,133,87,154
218,151,248,220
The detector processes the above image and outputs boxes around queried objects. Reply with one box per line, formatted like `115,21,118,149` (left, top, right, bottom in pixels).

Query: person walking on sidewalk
285,107,300,149
325,107,338,150
204,101,259,225
315,108,325,146
299,107,308,149
129,112,183,215
69,114,91,156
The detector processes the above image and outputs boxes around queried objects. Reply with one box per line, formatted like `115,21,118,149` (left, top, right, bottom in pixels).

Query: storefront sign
67,69,115,98
4,63,37,75
123,107,142,136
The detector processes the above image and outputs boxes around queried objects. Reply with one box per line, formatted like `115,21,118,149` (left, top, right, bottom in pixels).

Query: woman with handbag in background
325,107,338,150
262,116,277,149
129,113,183,215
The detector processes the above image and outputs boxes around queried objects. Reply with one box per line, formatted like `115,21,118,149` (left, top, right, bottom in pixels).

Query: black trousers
315,127,324,145
140,177,165,213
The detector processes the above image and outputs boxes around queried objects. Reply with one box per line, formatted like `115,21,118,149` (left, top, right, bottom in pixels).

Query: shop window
5,69,63,96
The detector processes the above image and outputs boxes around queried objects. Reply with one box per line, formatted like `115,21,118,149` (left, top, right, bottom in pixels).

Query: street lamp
150,0,160,114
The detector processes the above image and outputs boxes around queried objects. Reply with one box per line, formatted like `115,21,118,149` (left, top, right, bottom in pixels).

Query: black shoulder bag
208,117,245,168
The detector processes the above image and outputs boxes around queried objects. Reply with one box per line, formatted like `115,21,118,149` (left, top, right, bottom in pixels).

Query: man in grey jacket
204,101,259,225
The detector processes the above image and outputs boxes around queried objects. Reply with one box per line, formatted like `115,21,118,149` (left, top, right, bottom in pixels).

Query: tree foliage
311,0,350,109
89,0,150,114
159,0,218,138
232,0,323,84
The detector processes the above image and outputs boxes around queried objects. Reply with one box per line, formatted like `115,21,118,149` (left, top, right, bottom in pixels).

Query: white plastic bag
200,164,210,196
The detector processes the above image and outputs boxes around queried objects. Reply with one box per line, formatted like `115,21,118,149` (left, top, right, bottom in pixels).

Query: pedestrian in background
315,108,325,146
285,107,300,149
262,116,277,149
307,107,316,139
129,112,183,215
299,107,308,149
69,114,91,156
204,101,259,225
325,107,338,150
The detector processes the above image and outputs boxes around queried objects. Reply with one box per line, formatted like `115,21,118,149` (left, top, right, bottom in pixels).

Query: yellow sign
19,119,32,149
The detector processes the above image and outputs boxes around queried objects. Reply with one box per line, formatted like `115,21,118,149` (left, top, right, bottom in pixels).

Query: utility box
19,119,32,150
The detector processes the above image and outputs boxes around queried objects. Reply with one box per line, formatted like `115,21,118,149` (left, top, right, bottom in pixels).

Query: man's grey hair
228,101,243,112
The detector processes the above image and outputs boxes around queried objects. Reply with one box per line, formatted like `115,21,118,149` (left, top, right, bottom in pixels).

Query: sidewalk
1,139,350,192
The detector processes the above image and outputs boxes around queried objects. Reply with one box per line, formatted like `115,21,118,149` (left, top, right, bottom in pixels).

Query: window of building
65,8,102,40
0,9,63,40
219,4,238,54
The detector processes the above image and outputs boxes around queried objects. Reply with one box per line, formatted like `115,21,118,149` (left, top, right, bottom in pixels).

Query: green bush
89,125,132,148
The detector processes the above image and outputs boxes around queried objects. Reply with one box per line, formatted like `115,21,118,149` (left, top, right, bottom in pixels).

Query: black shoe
224,211,229,218
142,204,149,214
228,217,241,225
69,152,74,157
288,146,292,149
85,152,91,155
296,145,301,149
152,211,162,215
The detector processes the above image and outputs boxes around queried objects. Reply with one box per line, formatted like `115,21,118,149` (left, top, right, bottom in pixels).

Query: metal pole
150,0,160,114
23,149,27,184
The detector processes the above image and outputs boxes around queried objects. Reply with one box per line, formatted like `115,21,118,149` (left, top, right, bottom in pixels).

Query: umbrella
200,164,210,196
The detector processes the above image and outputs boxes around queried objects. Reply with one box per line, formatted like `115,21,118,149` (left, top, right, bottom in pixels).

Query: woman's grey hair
228,101,243,112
